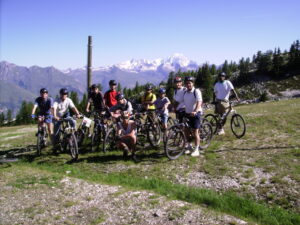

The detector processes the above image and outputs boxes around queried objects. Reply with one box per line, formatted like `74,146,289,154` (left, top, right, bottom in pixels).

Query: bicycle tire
68,133,79,160
147,122,162,147
36,133,42,156
91,128,101,152
102,128,116,152
164,125,186,160
231,114,246,138
76,128,85,147
199,122,213,149
204,114,218,134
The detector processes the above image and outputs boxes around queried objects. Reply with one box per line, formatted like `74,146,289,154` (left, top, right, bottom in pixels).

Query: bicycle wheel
147,122,162,147
164,125,186,160
76,128,85,147
91,128,101,152
204,114,218,134
102,128,116,152
199,122,213,149
231,114,246,138
67,133,79,160
36,133,43,156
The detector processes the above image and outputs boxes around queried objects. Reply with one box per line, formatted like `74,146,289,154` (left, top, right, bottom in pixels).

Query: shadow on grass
213,145,300,152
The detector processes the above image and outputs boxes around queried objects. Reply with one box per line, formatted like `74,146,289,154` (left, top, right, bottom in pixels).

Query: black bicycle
35,116,48,156
164,115,213,160
56,117,79,160
204,101,246,138
133,110,162,148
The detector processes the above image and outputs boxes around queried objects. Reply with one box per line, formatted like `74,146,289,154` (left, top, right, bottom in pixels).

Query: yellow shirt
141,93,156,110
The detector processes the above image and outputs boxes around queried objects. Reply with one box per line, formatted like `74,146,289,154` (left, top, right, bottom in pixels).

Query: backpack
183,88,197,99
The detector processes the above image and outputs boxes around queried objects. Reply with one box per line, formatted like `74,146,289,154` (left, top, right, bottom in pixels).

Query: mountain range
0,53,200,113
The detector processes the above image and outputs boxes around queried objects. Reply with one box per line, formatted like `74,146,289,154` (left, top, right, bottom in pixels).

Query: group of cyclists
31,72,239,160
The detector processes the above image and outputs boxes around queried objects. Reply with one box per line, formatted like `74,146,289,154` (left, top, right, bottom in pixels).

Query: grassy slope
1,98,300,224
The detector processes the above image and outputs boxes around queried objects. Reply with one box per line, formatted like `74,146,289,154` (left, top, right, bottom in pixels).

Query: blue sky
1,0,299,69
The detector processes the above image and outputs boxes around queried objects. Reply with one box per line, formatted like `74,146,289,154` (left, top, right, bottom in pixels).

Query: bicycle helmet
184,76,195,83
174,76,182,82
116,93,125,101
91,84,98,89
40,88,48,94
109,80,117,85
158,88,166,94
59,88,68,95
146,84,153,90
218,72,226,77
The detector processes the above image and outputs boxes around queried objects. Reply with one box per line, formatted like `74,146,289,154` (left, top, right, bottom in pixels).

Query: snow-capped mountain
63,53,199,90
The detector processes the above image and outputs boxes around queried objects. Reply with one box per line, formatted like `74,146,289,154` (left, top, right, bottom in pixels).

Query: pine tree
69,91,79,107
78,93,88,113
202,63,213,102
0,112,5,126
117,83,122,92
6,109,13,125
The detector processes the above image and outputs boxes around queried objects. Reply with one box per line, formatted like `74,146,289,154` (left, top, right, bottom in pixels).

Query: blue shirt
34,97,54,115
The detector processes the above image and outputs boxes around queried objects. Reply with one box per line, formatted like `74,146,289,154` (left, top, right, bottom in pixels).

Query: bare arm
231,89,240,101
31,105,38,115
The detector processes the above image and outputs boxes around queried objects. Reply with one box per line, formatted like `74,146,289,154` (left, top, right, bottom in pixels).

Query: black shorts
185,112,201,129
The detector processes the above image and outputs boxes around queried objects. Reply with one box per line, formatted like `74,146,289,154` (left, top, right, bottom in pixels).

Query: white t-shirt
183,87,203,114
214,80,234,100
53,97,75,117
173,87,186,110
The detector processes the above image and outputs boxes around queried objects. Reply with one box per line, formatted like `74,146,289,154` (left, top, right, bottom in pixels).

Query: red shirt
104,90,118,108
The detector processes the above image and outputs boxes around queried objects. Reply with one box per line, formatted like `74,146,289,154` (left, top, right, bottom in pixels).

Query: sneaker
217,129,225,135
184,144,193,154
191,149,200,157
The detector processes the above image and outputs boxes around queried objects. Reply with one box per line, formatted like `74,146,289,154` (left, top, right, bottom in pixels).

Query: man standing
173,76,186,123
86,84,106,113
104,80,119,108
183,76,203,157
213,72,240,135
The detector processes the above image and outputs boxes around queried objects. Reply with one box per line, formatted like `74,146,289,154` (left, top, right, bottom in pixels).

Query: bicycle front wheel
164,125,186,160
67,133,79,160
230,114,246,138
147,122,162,147
199,122,213,149
204,114,218,134
102,128,116,152
91,128,101,152
36,133,43,156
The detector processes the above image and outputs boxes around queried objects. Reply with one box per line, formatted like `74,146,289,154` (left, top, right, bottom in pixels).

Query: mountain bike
76,114,92,147
90,111,111,152
35,116,49,156
204,101,246,138
164,114,213,160
56,116,80,160
133,110,162,148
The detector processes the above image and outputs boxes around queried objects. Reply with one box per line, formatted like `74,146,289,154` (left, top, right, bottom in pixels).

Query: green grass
1,98,300,225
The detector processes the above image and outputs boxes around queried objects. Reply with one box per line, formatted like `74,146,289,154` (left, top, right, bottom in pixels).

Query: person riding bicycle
213,72,240,135
173,76,186,123
183,76,203,157
31,88,54,143
154,88,170,131
104,80,119,108
86,84,106,113
52,88,81,149
116,111,137,160
109,93,133,118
